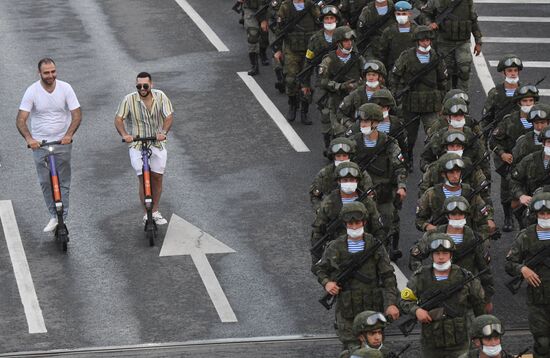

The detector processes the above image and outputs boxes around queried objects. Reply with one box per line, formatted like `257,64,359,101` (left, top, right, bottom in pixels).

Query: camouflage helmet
442,130,467,147
358,103,384,122
443,89,470,105
328,137,355,159
413,25,435,40
439,154,465,173
471,315,504,339
530,191,550,213
352,311,388,336
528,103,550,123
319,5,341,22
496,54,523,72
442,97,469,115
428,233,456,253
362,59,387,79
370,89,396,109
333,26,356,44
340,201,368,222
335,161,363,180
538,125,550,143
444,195,470,214
514,84,540,103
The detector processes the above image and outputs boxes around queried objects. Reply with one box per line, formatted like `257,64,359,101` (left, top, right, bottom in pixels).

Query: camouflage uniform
340,0,370,29
356,0,396,57
511,149,550,201
339,310,395,358
513,131,543,168
458,315,515,358
421,0,482,92
267,0,285,92
244,0,270,75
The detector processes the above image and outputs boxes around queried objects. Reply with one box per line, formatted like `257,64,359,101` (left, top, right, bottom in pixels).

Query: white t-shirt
19,80,80,141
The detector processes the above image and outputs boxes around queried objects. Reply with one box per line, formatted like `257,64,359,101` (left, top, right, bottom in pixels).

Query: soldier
351,103,408,259
459,314,516,358
242,0,270,76
274,0,320,122
313,202,399,349
339,0,369,29
301,5,340,126
390,25,448,170
309,137,374,212
409,196,495,313
374,1,418,87
318,26,365,139
482,55,523,136
512,104,550,168
490,84,540,232
339,311,396,358
416,156,495,235
505,191,550,358
267,0,286,92
421,0,482,92
337,60,388,135
356,0,396,57
400,234,486,358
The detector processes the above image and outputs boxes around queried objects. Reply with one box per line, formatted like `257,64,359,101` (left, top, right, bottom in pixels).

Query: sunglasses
136,83,150,90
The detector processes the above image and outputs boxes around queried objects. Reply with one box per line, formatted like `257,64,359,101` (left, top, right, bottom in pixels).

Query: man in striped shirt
114,72,174,225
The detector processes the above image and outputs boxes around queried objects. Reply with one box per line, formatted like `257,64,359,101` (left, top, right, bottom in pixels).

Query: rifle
296,43,338,81
394,46,459,101
432,0,466,27
319,238,384,310
453,229,500,263
505,245,550,294
310,185,379,258
398,268,489,336
461,150,491,182
232,1,242,14
388,343,412,358
253,3,269,22
270,2,315,51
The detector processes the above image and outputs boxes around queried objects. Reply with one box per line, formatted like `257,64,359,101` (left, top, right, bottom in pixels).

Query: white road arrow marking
159,214,237,323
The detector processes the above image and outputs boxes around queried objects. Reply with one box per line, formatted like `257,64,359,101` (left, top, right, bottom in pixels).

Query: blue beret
395,1,412,10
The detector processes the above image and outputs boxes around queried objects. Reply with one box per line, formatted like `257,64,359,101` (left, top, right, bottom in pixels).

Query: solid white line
0,200,46,334
471,36,495,95
475,0,550,3
237,72,311,152
173,0,229,52
479,16,550,22
191,253,238,323
484,37,550,44
391,262,408,291
488,60,550,68
539,89,550,96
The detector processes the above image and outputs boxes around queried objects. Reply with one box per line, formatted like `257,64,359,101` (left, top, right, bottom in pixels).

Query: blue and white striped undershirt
398,27,411,33
443,187,462,198
545,159,549,169
364,137,377,147
338,54,351,63
324,33,333,43
341,195,358,204
416,52,430,64
366,90,374,100
378,122,391,133
449,233,464,244
376,6,388,15
348,239,365,253
435,275,449,281
505,88,515,97
537,230,550,240
520,117,533,129
535,136,542,145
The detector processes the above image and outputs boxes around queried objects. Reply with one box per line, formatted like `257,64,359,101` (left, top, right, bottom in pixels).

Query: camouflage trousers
528,304,550,358
437,41,472,93
283,48,306,96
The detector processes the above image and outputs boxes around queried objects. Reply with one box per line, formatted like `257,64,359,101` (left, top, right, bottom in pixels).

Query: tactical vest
432,184,477,227
493,83,517,122
354,133,394,201
333,236,386,319
401,49,443,113
501,112,529,152
385,26,416,69
520,151,548,195
417,265,470,348
285,2,318,52
326,51,364,82
521,225,550,305
309,30,332,55
359,3,395,39
437,0,472,41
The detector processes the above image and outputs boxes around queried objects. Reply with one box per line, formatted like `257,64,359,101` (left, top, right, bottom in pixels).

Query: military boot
390,232,403,262
259,48,269,66
247,53,259,76
286,95,298,122
300,101,312,125
274,68,285,93
503,203,513,232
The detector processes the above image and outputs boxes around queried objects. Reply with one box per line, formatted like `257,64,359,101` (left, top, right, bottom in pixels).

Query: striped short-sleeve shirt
116,89,174,149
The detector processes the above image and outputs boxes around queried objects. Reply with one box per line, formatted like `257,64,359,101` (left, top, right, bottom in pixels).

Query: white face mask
505,76,519,84
538,218,550,229
521,105,534,114
418,45,431,52
433,260,452,271
293,2,305,11
545,146,550,156
450,118,466,129
447,149,464,157
382,110,389,118
324,22,337,31
366,80,379,88
347,227,364,238
445,178,461,187
361,126,373,135
340,182,358,194
396,15,409,25
482,344,502,357
375,0,385,2
449,218,466,229
334,159,350,167
340,46,352,55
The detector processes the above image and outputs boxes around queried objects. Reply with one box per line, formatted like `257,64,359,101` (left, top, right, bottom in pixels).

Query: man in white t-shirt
16,58,82,232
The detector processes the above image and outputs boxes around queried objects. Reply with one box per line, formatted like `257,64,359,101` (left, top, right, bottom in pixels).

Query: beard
40,74,56,86
138,89,151,98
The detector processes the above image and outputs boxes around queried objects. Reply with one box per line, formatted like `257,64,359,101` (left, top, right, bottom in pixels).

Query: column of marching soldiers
235,0,550,357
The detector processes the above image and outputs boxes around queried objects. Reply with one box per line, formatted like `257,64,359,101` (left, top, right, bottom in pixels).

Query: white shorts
129,146,167,175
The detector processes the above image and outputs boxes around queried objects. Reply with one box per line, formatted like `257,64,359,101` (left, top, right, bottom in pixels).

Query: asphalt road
0,0,549,357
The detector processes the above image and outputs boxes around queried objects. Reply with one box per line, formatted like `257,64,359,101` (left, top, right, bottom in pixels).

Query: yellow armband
401,287,418,301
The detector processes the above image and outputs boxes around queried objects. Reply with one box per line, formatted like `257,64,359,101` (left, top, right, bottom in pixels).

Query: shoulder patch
318,66,324,75
397,152,405,162
305,49,315,60
480,205,489,216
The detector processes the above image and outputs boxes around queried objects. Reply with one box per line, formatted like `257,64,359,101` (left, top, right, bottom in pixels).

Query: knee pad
247,28,260,44
458,64,471,81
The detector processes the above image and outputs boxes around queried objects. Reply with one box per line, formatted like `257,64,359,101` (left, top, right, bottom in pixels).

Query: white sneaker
43,218,58,232
152,211,168,225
